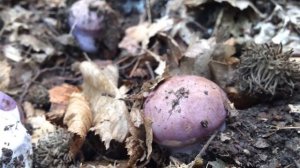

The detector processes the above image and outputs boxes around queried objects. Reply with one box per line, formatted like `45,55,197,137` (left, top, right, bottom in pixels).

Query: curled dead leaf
126,136,146,167
80,61,129,149
119,17,174,56
63,92,92,138
47,84,80,125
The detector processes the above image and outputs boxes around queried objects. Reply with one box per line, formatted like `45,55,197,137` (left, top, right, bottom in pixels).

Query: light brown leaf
125,136,146,167
47,84,80,125
64,92,92,138
48,83,80,104
80,61,129,149
0,60,11,91
119,17,174,56
18,34,55,55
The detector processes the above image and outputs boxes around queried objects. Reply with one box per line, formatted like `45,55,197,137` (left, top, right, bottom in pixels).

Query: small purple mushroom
68,0,105,53
0,91,17,111
0,92,32,167
144,76,227,151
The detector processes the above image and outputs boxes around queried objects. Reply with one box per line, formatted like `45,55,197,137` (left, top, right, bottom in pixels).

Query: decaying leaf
80,61,129,149
158,33,183,65
64,92,92,138
18,34,55,55
126,136,146,167
47,84,80,125
119,17,175,56
0,60,11,91
125,96,153,167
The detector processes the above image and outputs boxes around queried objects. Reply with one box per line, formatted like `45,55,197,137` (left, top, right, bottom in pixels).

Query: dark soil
206,100,300,167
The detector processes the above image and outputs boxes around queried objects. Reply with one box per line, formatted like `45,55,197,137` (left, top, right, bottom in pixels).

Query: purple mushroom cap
144,76,227,148
68,0,105,52
0,91,17,111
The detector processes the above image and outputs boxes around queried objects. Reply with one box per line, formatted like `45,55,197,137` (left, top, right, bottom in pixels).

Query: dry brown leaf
209,60,235,89
125,100,153,167
47,84,80,125
158,33,183,66
64,93,91,159
144,117,153,161
125,136,146,167
48,83,80,104
170,38,216,77
18,34,55,55
64,92,92,138
119,17,174,56
0,60,11,91
80,61,129,149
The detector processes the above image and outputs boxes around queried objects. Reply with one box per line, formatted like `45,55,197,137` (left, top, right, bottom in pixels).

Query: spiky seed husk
238,43,300,97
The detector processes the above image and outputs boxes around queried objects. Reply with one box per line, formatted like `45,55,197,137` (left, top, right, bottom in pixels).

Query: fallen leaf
158,33,183,65
3,45,22,62
64,92,92,138
80,61,129,149
119,17,174,56
18,34,55,55
126,136,146,167
0,60,11,91
64,92,92,159
170,38,217,78
47,84,80,125
48,83,80,104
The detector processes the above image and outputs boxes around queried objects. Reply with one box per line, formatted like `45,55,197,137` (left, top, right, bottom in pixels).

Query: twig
119,57,138,70
189,130,219,167
145,61,155,79
129,57,141,77
273,126,300,130
114,55,131,65
83,52,91,61
146,0,152,22
212,8,224,37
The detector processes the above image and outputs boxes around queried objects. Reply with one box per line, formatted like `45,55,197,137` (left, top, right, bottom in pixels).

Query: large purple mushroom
144,76,227,150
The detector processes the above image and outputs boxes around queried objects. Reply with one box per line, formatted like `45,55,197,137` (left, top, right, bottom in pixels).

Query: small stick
145,61,155,79
146,0,152,22
189,130,219,167
129,57,141,77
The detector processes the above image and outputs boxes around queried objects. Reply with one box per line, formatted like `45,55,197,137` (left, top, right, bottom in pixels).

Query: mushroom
68,0,105,53
143,76,228,152
0,92,32,167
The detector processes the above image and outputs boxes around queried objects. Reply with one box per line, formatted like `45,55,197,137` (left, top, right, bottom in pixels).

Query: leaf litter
1,0,300,167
